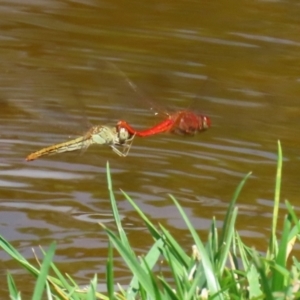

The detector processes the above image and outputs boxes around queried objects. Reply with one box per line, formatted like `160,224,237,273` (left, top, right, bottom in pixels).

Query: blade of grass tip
273,140,282,233
87,274,97,300
106,162,130,247
169,194,223,299
38,247,81,299
7,273,19,299
106,241,114,300
116,282,127,298
32,242,56,300
220,172,252,248
218,207,238,275
268,140,282,259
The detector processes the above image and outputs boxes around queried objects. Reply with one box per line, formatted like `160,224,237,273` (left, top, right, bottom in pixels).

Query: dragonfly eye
202,116,211,129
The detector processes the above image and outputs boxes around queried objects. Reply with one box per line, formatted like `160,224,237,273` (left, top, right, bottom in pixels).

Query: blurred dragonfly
26,124,134,161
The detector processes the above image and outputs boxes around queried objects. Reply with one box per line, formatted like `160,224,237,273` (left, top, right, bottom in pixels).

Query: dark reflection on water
1,0,300,296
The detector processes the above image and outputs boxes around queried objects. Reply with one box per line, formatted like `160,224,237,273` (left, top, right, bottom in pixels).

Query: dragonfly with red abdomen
117,110,210,137
26,125,134,161
109,63,211,137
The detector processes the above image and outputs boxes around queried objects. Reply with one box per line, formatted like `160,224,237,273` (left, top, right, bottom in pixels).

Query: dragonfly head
201,115,211,130
118,126,135,144
118,127,129,142
116,120,136,144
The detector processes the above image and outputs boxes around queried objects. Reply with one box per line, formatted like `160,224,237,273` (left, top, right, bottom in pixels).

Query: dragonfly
26,125,134,161
109,63,211,137
117,111,210,137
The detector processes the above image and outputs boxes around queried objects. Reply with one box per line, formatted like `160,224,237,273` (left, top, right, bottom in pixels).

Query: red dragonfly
117,111,210,137
110,63,211,137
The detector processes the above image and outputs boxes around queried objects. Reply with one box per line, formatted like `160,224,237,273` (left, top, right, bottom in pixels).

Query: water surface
0,0,300,296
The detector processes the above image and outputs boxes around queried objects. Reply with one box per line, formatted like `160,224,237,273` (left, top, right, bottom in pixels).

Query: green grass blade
7,273,20,300
38,248,82,299
106,162,131,249
165,245,184,299
268,140,282,258
253,252,274,300
186,265,204,300
0,235,40,276
169,195,223,299
1,235,81,299
32,242,56,300
272,214,291,291
159,226,190,266
158,277,179,300
106,241,114,300
121,189,161,239
128,238,163,296
273,140,282,234
220,172,251,249
247,264,263,298
45,281,53,300
285,200,300,233
86,274,97,300
102,225,156,298
141,256,163,300
208,217,218,261
218,207,238,275
235,232,250,272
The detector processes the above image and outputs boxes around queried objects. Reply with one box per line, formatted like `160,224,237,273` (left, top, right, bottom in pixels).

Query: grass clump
1,141,300,299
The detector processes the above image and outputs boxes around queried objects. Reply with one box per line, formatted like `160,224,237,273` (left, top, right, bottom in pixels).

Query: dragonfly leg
110,133,135,157
111,145,127,157
122,133,135,156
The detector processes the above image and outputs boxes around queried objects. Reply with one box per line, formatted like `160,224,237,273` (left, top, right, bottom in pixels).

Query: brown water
1,0,300,296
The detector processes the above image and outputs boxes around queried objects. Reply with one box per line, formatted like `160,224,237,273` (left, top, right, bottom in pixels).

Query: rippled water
1,0,300,296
